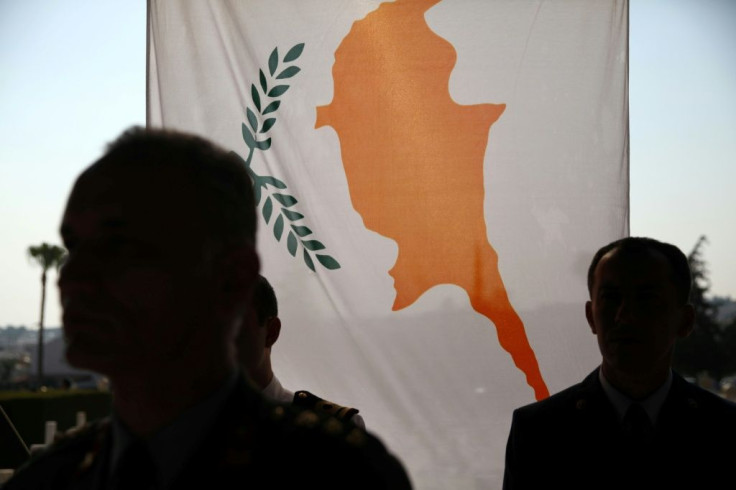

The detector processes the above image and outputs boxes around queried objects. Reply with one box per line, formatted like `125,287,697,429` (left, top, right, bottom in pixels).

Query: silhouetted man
4,127,411,489
503,236,736,490
237,275,366,428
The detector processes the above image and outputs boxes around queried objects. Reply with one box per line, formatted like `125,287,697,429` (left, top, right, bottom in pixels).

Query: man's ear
265,317,281,348
678,303,696,339
585,301,596,334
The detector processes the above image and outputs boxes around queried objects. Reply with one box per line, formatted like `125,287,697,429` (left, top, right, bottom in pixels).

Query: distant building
0,326,103,389
0,326,62,349
27,336,105,389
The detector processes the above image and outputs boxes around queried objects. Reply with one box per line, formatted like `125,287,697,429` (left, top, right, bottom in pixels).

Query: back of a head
92,126,256,245
587,236,692,304
254,275,278,325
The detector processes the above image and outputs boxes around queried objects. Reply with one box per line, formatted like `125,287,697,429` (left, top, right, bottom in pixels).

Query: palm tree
27,243,67,388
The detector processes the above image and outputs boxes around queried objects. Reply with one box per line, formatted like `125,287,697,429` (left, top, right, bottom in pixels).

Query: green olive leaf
255,138,272,150
316,254,341,270
247,108,258,132
260,118,277,133
262,196,273,223
262,100,281,115
273,193,297,207
268,85,289,97
251,84,261,112
241,123,256,149
273,214,284,241
276,66,301,79
262,176,287,189
282,209,304,221
287,231,298,257
303,249,315,272
291,225,312,237
284,43,304,62
259,69,267,94
268,48,279,76
302,240,326,251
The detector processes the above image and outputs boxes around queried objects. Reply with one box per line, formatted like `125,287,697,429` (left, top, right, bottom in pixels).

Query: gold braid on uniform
292,391,360,422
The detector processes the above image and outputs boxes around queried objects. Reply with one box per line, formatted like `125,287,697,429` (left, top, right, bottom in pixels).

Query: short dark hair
92,126,256,244
587,236,692,304
254,275,278,325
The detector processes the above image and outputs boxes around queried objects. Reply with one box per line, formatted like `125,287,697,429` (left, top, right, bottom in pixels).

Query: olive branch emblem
233,43,340,271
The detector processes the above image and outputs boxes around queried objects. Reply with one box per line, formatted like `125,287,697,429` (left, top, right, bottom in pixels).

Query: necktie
111,439,158,490
623,403,654,445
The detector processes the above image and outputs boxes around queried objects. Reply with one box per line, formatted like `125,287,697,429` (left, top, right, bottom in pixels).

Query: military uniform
262,375,366,429
4,375,411,489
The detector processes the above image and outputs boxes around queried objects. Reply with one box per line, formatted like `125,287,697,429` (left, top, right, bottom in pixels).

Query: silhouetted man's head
59,126,259,380
237,275,282,388
587,237,692,305
585,236,694,385
88,127,256,245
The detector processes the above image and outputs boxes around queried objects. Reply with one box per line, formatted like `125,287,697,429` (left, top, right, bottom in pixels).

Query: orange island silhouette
316,0,549,400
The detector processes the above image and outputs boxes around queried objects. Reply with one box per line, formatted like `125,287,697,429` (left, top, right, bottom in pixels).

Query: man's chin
607,355,657,377
65,342,117,376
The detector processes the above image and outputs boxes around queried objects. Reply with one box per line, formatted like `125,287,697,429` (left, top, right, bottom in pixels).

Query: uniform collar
110,370,238,488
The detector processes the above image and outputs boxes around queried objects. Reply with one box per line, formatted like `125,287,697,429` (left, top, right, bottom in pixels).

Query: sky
1,0,735,328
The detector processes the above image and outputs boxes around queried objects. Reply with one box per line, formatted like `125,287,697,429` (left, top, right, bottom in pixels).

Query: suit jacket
503,368,736,490
4,375,412,489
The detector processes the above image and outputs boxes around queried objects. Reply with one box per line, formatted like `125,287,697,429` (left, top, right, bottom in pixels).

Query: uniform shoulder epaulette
8,417,111,486
52,418,102,445
292,390,360,422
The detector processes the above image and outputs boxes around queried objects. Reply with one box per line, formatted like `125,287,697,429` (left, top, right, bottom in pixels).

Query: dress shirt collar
598,368,672,427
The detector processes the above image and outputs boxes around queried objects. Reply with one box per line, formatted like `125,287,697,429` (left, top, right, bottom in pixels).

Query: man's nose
614,298,634,323
57,249,99,295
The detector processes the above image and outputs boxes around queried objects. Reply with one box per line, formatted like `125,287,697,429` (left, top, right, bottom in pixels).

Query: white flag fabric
147,1,628,487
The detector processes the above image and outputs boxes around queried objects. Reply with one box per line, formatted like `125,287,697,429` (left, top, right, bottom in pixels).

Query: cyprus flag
148,1,628,487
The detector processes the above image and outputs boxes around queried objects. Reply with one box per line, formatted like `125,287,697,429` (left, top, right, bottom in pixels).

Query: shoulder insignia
293,390,360,422
43,417,107,450
293,409,321,429
16,418,110,480
53,421,93,444
345,427,367,447
74,418,109,476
